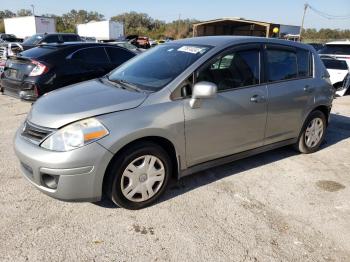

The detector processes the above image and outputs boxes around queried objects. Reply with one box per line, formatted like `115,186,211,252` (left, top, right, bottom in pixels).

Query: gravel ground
0,94,350,262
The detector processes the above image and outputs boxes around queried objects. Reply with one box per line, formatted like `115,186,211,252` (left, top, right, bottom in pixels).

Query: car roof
39,42,116,47
325,40,350,45
171,36,313,50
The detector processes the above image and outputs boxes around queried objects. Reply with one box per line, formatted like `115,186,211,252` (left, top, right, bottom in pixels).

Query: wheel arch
102,136,180,194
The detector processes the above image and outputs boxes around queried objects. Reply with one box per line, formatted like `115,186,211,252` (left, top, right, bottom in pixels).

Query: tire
295,110,327,154
104,142,172,210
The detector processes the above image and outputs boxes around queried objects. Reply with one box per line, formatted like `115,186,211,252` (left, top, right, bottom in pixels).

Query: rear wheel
104,142,172,209
295,110,326,154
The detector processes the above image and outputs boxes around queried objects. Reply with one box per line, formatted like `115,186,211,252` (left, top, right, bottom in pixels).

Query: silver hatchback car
14,36,334,209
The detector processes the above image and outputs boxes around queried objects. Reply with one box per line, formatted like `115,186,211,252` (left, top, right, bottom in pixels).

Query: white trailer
4,16,56,40
77,20,124,41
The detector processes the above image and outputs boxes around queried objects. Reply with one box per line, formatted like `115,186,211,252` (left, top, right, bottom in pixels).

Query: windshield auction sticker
177,46,206,54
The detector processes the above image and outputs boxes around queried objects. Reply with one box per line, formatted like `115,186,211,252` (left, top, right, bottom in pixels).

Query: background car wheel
295,110,327,154
104,142,172,209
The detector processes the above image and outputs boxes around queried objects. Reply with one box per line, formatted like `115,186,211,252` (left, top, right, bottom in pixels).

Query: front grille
21,121,54,145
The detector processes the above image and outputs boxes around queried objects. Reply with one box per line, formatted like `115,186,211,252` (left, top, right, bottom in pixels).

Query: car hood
27,79,148,128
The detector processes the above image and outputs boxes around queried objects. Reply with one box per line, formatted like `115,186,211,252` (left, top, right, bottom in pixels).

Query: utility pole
31,4,35,16
299,3,309,41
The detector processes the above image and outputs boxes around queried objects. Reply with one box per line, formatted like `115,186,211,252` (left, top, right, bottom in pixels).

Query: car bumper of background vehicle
14,129,114,202
1,79,38,101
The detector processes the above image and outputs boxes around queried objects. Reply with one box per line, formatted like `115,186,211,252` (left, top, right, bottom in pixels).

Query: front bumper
14,129,114,202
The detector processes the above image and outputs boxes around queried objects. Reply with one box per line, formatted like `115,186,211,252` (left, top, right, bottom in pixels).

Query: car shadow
94,112,350,209
160,112,350,205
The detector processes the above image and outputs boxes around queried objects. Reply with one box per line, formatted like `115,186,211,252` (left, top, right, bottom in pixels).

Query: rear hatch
3,56,35,82
1,45,57,97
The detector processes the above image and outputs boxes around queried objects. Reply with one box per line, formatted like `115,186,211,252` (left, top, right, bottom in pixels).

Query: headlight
41,118,109,152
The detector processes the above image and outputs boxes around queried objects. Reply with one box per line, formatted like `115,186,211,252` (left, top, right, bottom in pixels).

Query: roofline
4,15,55,20
193,17,298,28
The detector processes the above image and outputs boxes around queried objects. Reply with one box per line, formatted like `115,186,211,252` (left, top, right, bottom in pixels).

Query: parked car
1,42,136,100
0,33,21,43
321,56,350,96
307,43,324,51
21,33,81,50
318,41,350,68
132,36,151,49
108,41,144,54
14,36,334,209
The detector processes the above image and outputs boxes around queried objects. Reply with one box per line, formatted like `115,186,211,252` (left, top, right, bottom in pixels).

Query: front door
184,45,268,167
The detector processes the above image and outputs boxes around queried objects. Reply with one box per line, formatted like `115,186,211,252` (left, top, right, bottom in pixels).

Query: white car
319,41,350,68
321,56,350,96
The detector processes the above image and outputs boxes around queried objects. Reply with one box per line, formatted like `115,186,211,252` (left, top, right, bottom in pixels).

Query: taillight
34,85,39,97
29,60,49,76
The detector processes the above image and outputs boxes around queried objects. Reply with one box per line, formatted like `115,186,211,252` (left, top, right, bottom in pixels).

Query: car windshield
23,34,44,45
108,44,212,92
319,45,350,55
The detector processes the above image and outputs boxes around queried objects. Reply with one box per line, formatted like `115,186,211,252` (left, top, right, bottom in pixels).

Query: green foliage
302,28,350,42
16,9,32,17
111,11,198,39
1,8,349,41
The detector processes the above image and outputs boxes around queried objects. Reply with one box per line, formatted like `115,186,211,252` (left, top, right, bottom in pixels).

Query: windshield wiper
106,77,143,93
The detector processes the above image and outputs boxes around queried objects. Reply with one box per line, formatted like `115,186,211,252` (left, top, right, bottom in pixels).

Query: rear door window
71,47,109,64
105,47,135,66
197,49,260,91
266,49,297,82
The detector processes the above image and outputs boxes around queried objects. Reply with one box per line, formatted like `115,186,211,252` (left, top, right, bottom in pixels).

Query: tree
16,9,33,17
0,10,16,33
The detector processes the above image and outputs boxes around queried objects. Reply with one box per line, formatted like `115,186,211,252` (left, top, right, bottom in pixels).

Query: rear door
184,44,268,166
264,45,314,144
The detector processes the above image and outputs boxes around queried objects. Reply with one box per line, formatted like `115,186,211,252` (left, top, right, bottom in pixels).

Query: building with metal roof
193,18,300,39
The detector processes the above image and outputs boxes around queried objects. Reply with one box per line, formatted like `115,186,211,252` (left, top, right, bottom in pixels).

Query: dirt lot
0,94,350,262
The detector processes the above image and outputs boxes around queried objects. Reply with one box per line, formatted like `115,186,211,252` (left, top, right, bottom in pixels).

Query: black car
21,33,81,50
0,33,21,43
1,42,136,101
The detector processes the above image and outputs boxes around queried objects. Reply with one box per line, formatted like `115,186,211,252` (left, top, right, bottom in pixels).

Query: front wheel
295,110,327,154
104,142,172,209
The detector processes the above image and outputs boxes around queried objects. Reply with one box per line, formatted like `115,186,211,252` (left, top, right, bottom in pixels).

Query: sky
1,0,349,29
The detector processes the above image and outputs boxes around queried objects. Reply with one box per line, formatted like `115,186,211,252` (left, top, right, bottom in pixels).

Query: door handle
250,95,266,103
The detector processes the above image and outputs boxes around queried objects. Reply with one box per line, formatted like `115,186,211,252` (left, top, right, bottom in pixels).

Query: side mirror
190,81,217,109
